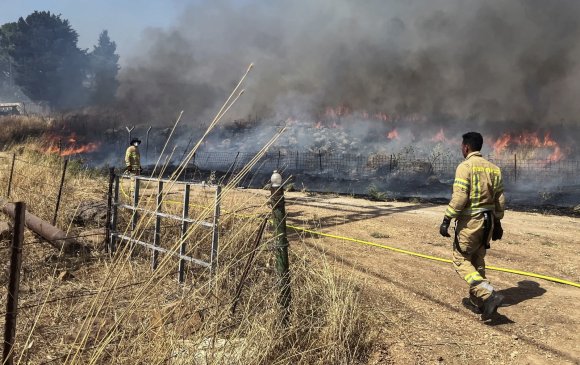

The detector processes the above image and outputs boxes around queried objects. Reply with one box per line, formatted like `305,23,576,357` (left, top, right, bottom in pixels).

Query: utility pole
270,170,291,326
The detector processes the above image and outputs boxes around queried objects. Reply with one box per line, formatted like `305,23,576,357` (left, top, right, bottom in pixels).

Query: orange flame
492,131,566,161
493,134,511,154
46,142,101,157
431,128,446,142
387,128,399,140
324,105,351,118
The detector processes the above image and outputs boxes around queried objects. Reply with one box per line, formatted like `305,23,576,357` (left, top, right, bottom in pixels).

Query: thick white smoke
117,0,580,156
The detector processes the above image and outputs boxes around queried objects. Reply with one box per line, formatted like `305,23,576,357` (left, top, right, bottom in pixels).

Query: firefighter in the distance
439,132,505,320
125,138,141,174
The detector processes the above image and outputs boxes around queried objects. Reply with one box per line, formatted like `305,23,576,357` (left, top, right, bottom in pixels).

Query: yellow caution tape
287,225,580,288
119,180,580,288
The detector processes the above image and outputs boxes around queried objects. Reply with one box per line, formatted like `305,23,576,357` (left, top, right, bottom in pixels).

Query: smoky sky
118,0,580,126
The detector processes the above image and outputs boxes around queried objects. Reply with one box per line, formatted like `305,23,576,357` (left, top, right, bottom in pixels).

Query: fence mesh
188,151,580,187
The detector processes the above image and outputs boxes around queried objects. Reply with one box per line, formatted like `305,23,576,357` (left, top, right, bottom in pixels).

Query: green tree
0,22,17,96
89,30,120,105
0,11,88,108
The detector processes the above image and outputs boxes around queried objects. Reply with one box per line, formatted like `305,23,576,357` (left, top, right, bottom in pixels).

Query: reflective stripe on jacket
445,152,505,220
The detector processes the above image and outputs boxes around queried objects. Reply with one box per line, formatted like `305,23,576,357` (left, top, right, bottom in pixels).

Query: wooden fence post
3,202,25,365
52,158,69,226
270,171,291,326
6,153,16,199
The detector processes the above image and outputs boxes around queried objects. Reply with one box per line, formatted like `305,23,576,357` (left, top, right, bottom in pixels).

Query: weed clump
367,184,388,201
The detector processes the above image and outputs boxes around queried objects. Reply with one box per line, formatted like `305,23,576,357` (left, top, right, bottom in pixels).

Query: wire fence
0,154,80,227
188,151,580,187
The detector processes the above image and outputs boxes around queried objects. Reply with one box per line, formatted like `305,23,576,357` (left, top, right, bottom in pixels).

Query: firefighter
439,132,505,320
125,138,142,174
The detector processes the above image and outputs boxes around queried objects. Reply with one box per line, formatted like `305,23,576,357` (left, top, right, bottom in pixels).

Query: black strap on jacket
482,211,492,249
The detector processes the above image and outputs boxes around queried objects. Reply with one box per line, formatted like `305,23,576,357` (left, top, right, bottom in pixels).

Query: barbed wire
14,157,56,169
0,279,149,316
10,170,61,189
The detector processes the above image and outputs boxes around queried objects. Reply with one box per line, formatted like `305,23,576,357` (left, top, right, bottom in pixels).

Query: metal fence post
270,171,291,326
295,151,299,170
514,154,518,183
131,177,140,238
145,126,152,162
6,153,15,198
129,175,141,252
105,168,115,252
178,184,190,283
152,180,163,270
110,174,119,253
52,158,69,226
3,202,25,365
318,150,323,171
210,185,222,276
277,150,281,169
228,152,240,183
125,125,134,145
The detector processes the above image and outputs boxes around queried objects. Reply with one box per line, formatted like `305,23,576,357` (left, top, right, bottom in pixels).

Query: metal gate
107,173,221,283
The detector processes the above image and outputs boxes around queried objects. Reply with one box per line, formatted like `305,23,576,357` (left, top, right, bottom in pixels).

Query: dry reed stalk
65,64,257,363
0,72,371,365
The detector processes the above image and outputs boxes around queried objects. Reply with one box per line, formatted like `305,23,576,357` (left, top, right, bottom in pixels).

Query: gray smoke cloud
116,0,580,158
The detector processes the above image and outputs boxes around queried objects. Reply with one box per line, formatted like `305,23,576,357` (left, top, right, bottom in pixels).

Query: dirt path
263,191,580,364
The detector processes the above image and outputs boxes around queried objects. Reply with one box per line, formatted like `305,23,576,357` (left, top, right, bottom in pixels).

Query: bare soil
267,190,580,365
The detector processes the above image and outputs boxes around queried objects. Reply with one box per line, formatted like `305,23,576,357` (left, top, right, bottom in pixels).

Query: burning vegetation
0,1,579,364
45,133,102,157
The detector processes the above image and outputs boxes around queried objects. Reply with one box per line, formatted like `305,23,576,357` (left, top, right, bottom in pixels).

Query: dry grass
0,149,373,364
0,87,373,364
0,140,106,227
0,115,52,146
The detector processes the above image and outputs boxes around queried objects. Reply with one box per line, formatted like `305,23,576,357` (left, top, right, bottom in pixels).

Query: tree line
0,11,119,109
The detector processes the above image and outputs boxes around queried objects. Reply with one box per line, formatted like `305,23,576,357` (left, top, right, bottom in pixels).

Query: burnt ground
248,190,580,364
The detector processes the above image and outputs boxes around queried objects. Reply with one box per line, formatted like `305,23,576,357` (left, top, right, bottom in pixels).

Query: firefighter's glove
439,216,452,237
492,220,503,241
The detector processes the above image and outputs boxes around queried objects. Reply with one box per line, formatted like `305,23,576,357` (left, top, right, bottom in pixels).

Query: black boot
481,292,504,320
462,297,482,314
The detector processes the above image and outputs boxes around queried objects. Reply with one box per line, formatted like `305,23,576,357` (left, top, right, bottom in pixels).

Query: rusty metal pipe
1,200,89,254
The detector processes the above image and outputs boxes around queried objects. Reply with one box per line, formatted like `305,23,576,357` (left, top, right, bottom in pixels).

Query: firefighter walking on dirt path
439,132,506,320
125,138,142,175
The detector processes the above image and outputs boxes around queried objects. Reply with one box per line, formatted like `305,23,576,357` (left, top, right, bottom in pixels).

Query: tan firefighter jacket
445,151,505,220
125,145,141,172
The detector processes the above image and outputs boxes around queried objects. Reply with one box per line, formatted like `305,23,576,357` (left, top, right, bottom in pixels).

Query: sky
0,0,188,64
